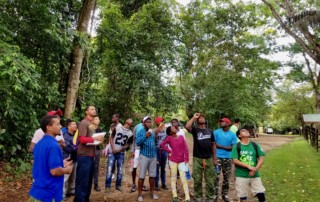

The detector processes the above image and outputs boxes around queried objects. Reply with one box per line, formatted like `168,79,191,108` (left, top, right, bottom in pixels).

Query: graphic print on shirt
239,150,255,166
115,133,129,146
197,131,211,140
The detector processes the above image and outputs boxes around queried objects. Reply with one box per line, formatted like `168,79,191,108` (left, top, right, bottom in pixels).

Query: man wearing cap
185,113,218,202
154,116,169,191
136,116,159,201
28,109,65,153
213,118,238,202
130,116,148,193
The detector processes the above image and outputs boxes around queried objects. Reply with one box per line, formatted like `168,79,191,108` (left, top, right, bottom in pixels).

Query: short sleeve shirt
157,130,167,147
109,125,133,153
31,128,64,143
191,127,215,159
214,128,238,158
29,135,64,201
231,141,265,178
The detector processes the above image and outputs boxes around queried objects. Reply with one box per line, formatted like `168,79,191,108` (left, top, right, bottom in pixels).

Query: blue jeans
105,152,125,188
155,149,167,188
74,156,94,202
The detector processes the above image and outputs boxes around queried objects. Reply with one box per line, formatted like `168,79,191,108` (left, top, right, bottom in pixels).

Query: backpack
236,141,259,159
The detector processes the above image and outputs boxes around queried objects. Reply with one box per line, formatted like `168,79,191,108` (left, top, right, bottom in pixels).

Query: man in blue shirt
136,116,159,202
213,118,238,202
29,115,74,202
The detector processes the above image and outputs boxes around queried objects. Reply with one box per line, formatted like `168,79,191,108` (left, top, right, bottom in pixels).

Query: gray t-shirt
157,130,167,147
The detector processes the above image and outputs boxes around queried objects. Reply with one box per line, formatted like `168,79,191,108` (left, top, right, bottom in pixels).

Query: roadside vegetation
261,138,320,202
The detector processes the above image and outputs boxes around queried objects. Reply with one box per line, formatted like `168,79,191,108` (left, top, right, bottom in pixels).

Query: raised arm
185,113,200,133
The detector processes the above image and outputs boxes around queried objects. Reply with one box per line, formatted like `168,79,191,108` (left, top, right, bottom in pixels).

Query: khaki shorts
139,155,157,179
235,177,266,198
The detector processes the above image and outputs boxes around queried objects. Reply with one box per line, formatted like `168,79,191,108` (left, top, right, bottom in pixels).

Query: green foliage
176,0,279,127
268,81,315,131
0,0,81,162
92,0,180,124
261,138,320,201
0,39,40,160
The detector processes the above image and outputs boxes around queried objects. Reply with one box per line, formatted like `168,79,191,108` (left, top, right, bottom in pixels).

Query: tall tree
65,0,97,118
262,0,320,111
176,0,278,126
94,0,179,123
269,81,315,131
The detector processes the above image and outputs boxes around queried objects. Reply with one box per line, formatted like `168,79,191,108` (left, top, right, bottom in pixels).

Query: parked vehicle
266,127,273,134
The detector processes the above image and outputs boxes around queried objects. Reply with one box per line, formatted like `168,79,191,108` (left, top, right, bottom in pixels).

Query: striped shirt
136,127,157,158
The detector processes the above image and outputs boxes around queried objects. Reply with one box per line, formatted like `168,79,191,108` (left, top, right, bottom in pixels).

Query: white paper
86,140,101,146
178,162,188,172
92,132,106,138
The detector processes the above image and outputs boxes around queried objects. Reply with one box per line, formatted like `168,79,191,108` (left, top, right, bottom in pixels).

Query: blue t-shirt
214,128,238,158
29,135,64,202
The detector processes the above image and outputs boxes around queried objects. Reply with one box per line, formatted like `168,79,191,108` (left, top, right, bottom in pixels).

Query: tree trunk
64,0,96,118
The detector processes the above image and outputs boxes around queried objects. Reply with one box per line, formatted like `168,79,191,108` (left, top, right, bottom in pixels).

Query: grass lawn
261,138,320,202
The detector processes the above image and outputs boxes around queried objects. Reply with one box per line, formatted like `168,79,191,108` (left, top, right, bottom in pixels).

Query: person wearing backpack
231,128,266,202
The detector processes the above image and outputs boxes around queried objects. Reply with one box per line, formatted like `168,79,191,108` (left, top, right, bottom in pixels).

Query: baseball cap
154,116,164,124
220,118,231,125
47,109,63,116
142,116,151,123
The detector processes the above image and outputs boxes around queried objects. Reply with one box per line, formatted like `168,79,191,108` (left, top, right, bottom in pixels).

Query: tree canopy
2,0,311,163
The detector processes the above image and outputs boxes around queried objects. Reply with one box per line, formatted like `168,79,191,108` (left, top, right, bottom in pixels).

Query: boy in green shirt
231,128,266,202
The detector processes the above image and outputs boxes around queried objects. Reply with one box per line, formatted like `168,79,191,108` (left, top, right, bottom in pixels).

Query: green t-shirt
229,125,238,134
231,141,265,178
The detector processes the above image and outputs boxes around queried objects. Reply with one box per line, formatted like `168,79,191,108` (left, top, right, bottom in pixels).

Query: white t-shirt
177,128,186,139
31,128,64,143
108,125,133,153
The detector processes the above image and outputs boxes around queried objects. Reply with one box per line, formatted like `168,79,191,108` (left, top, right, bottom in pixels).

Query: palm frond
286,10,320,29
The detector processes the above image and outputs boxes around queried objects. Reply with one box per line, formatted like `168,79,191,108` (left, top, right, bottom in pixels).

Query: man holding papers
74,106,103,202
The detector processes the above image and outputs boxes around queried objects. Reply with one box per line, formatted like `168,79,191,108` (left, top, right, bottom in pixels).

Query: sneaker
116,186,123,192
154,187,160,191
222,195,230,202
105,187,111,193
94,184,101,192
173,197,178,202
138,196,143,202
142,185,148,191
151,194,159,200
112,174,115,180
131,184,136,192
162,185,169,190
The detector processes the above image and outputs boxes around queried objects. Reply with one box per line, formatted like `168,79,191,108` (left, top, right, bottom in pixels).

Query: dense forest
0,0,319,170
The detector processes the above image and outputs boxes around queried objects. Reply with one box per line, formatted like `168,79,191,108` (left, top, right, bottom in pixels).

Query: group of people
28,106,267,202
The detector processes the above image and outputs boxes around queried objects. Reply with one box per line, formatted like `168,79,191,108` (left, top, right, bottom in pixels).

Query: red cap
220,118,231,125
154,116,164,124
47,109,63,116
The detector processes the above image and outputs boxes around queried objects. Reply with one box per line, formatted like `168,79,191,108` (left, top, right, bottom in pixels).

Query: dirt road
0,134,296,202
